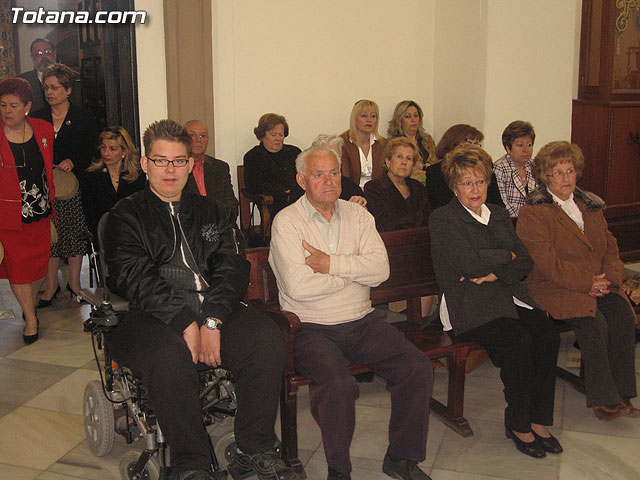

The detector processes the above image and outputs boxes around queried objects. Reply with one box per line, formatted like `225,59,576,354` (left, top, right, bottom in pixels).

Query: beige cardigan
269,198,389,324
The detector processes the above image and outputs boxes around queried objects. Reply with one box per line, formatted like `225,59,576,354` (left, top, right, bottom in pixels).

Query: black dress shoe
23,327,39,344
505,428,545,458
37,285,61,309
532,431,563,454
328,467,351,479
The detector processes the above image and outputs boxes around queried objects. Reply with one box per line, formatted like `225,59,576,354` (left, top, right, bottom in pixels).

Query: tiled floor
1,265,639,480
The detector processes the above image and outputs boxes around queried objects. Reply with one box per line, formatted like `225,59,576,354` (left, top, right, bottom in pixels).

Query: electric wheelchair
78,219,255,480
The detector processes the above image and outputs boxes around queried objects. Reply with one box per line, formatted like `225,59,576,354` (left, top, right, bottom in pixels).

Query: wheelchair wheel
83,380,115,456
213,431,236,470
119,451,160,480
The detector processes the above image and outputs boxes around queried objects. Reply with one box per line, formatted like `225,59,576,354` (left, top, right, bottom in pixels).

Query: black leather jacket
103,187,249,333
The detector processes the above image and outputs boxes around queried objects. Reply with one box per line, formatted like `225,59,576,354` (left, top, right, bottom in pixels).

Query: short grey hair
296,146,341,175
311,134,344,153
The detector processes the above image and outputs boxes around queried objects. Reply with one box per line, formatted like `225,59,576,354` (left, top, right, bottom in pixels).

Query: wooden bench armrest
248,299,301,334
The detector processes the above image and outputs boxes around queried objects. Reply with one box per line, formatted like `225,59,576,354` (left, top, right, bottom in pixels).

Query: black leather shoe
505,428,545,459
23,327,39,345
532,431,563,454
37,285,61,309
382,453,432,479
328,466,351,479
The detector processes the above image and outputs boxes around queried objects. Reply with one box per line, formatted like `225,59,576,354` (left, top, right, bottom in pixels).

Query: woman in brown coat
517,141,639,421
339,99,385,187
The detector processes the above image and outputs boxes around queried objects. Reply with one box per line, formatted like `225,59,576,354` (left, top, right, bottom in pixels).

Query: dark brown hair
501,120,535,149
435,124,484,161
253,113,289,140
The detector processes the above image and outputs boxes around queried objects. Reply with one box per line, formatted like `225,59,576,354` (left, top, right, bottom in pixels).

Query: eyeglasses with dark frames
147,157,189,167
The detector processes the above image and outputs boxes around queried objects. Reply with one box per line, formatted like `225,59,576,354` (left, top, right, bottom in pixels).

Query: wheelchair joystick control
89,296,120,329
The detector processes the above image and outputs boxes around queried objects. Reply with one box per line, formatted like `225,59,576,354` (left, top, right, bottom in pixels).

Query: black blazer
80,168,146,242
31,103,99,175
426,162,504,211
364,174,431,232
185,155,239,221
429,197,538,335
18,69,46,113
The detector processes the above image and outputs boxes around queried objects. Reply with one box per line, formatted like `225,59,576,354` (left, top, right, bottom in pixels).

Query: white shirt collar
461,202,491,225
548,190,584,231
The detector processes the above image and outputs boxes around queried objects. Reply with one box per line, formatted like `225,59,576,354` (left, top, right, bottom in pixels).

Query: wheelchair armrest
241,189,274,206
78,287,130,312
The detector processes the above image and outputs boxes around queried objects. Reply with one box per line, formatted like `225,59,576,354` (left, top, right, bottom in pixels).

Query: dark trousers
105,303,285,473
294,309,433,476
459,307,560,433
561,293,637,407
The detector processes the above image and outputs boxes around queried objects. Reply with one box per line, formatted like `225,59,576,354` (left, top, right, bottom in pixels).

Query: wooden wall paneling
572,100,610,198
164,0,215,155
607,106,640,205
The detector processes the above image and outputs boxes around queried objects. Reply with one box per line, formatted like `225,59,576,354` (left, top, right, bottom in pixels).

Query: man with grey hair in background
269,145,434,480
183,119,239,220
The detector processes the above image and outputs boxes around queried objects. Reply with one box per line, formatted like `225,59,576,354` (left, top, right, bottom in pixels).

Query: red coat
0,117,55,230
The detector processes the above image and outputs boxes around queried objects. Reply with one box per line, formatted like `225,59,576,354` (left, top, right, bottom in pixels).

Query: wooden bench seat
245,210,640,477
245,227,483,477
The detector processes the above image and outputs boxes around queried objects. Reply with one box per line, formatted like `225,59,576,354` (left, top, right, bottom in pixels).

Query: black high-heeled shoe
532,430,563,454
23,322,39,344
36,285,61,309
505,428,546,458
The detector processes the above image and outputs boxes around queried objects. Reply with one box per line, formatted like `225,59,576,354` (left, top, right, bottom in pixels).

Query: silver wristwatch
204,317,223,331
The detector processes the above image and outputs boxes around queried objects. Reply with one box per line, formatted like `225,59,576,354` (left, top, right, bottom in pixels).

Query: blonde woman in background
339,99,386,187
387,100,436,184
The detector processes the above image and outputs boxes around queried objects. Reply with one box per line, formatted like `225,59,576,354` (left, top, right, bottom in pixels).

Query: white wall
482,0,581,160
135,0,582,189
211,0,436,170
434,0,581,161
134,0,168,142
433,0,488,141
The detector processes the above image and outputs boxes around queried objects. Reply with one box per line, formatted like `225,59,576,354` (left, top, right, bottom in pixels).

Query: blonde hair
87,126,141,182
347,99,381,144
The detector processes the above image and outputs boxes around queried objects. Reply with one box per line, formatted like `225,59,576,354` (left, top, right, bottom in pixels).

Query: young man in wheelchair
102,119,295,480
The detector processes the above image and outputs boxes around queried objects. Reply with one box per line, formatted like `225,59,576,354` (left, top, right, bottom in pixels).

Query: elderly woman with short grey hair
517,140,639,421
430,143,562,459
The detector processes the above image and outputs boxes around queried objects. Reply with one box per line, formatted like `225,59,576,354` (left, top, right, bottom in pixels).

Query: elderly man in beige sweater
269,146,433,480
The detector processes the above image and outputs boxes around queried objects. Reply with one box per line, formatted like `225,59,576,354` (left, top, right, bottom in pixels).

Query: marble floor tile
0,401,17,419
36,472,90,480
37,305,92,333
0,407,85,470
7,330,94,368
0,462,41,480
0,358,75,406
0,319,30,357
47,439,137,480
433,418,561,480
24,369,100,415
558,430,640,479
561,383,640,438
430,469,514,480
